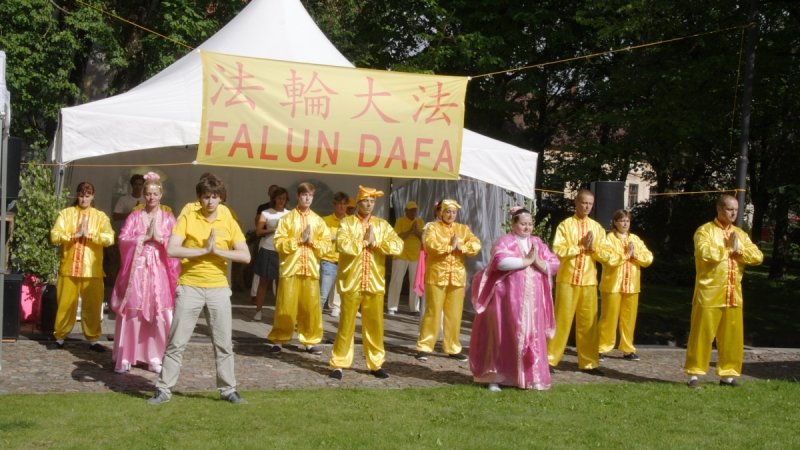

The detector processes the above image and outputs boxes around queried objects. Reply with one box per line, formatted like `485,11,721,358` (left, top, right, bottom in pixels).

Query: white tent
54,0,536,208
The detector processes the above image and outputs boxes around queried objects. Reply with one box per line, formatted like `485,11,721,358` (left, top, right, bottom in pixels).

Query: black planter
39,283,57,335
2,273,23,340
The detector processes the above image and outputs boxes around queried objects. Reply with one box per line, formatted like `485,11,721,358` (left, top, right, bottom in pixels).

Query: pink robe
469,234,559,390
110,208,179,372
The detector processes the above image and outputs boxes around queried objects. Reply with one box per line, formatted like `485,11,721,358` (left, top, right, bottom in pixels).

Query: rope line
73,0,193,50
471,23,752,79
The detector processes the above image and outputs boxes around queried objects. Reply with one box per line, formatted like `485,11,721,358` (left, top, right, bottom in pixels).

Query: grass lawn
2,382,799,449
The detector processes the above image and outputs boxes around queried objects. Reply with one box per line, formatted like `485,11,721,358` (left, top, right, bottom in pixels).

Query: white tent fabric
53,0,537,202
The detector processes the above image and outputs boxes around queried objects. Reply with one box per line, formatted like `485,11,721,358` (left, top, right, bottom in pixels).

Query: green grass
2,382,799,449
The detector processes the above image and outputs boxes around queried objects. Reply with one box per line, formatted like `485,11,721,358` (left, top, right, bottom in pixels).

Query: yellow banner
197,51,468,179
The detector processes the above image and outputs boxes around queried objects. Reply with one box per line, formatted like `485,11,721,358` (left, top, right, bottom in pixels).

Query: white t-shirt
114,194,142,214
259,208,289,250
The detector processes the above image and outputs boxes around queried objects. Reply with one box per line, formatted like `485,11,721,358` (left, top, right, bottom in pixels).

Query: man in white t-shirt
113,174,145,223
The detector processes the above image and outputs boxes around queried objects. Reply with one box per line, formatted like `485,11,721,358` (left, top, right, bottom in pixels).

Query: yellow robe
268,208,330,345
684,219,763,377
50,206,114,341
547,215,606,369
596,232,654,354
416,221,481,355
330,215,403,370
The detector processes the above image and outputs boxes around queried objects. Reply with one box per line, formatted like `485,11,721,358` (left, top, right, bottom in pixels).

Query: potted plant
9,160,68,334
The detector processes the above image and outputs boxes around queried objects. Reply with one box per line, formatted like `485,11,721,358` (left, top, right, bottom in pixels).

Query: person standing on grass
415,199,481,363
546,189,606,373
50,181,115,352
469,207,559,392
595,209,653,362
148,174,250,405
329,186,403,380
252,186,290,322
267,182,330,355
685,194,763,389
386,201,424,316
319,191,350,318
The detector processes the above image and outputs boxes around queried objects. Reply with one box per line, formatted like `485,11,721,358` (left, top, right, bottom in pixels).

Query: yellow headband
357,185,384,201
439,199,461,212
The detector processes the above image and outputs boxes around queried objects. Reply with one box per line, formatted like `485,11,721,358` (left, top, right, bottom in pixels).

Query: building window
627,184,639,209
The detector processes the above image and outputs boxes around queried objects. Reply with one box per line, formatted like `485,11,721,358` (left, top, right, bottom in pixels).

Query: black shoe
687,378,701,389
89,343,107,353
415,352,429,361
448,352,468,362
305,345,323,355
329,369,343,380
598,353,606,362
549,366,556,374
147,390,171,405
580,367,604,376
54,341,65,350
719,378,739,387
267,344,282,354
370,368,389,379
221,391,248,404
622,353,640,361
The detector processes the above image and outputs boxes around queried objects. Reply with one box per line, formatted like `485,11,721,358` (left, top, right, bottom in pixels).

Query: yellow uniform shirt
693,220,763,308
320,213,345,263
394,216,425,261
423,221,481,287
597,232,654,294
336,215,403,294
552,215,606,286
173,203,245,288
274,208,330,279
51,206,114,278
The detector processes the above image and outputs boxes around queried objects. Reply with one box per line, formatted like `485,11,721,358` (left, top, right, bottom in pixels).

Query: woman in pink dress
469,207,559,391
111,173,179,374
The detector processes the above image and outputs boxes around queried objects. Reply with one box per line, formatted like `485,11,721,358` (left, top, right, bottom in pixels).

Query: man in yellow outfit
386,201,425,315
50,181,114,351
319,191,350,318
547,189,606,372
329,186,403,380
267,182,330,354
685,194,763,388
415,199,481,362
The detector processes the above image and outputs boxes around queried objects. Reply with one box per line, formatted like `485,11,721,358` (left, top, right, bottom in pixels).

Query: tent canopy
54,0,537,205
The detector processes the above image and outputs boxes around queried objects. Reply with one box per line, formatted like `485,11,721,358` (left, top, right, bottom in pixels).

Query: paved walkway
2,292,798,394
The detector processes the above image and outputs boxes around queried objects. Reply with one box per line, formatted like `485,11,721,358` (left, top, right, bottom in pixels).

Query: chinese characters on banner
197,51,468,179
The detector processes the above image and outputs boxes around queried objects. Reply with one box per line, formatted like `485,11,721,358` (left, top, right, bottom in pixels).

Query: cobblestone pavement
2,292,798,394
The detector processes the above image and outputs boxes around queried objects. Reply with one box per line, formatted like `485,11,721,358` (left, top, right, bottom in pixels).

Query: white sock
689,376,698,382
723,377,734,383
56,339,64,345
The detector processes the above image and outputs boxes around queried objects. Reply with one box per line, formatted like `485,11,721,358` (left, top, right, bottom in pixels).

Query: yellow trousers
416,284,464,355
54,276,104,341
329,291,385,371
267,275,322,345
547,283,600,370
684,304,743,377
598,292,639,354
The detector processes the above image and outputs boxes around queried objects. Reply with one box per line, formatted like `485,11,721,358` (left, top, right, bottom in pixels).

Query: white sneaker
387,309,396,316
488,383,502,392
330,308,340,318
253,310,262,321
149,363,162,374
115,361,131,374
